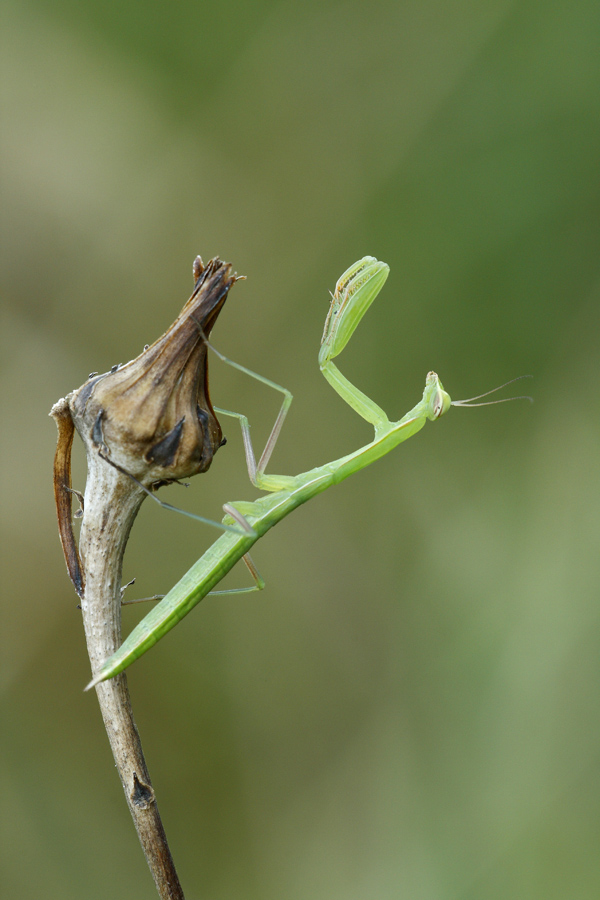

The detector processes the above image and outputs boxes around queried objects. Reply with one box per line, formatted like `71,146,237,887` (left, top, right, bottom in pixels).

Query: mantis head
422,372,534,421
423,372,452,420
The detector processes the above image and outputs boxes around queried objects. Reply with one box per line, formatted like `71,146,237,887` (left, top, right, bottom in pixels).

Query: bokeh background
2,1,600,898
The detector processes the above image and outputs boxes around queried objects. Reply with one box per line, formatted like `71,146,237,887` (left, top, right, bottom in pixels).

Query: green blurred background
2,1,600,897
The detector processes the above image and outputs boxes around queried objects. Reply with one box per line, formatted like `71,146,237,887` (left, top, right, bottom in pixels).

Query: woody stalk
50,257,238,900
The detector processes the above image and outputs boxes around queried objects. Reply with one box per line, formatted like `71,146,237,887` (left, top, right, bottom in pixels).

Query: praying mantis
84,256,531,690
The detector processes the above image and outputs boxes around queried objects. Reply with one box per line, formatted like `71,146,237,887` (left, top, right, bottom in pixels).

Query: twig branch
78,446,185,899
50,257,239,898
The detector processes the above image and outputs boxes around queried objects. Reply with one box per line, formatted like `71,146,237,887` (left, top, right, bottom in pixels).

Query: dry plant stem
79,447,185,900
51,258,236,898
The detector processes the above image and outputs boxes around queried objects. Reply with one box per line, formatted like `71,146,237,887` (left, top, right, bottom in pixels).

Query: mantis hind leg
98,449,256,536
210,553,265,596
121,553,265,605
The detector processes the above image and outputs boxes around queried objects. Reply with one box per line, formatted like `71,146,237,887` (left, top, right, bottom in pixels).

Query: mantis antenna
451,375,533,407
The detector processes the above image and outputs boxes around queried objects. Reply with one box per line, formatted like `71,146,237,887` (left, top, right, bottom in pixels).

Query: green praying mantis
85,256,531,690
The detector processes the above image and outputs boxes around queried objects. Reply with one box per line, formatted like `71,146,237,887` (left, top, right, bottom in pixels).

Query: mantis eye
433,387,451,418
425,372,451,420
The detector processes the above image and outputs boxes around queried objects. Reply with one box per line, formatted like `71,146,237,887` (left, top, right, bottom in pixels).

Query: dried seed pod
51,255,238,596
71,256,234,483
